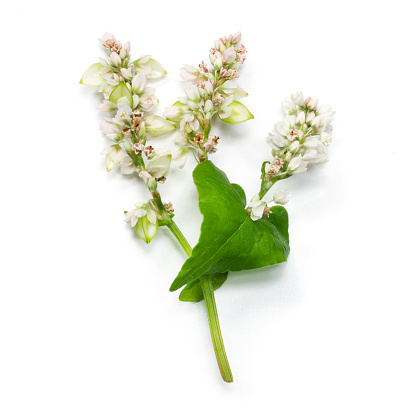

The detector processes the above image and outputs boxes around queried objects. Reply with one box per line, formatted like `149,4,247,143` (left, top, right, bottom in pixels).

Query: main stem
200,275,233,383
167,219,233,383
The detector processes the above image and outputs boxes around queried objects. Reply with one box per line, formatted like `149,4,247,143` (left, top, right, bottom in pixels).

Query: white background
1,0,415,415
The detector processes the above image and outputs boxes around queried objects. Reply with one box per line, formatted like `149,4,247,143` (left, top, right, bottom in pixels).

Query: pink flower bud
233,32,242,44
214,56,223,71
138,170,153,184
223,47,237,63
109,52,121,67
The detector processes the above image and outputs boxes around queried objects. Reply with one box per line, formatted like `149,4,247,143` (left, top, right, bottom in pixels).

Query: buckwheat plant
80,32,335,384
80,32,181,244
164,32,253,166
168,89,334,383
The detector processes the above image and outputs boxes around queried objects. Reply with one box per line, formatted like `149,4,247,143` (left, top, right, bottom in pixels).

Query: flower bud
306,97,318,110
131,74,147,94
296,111,305,125
109,52,122,67
204,100,213,113
305,112,315,123
135,215,159,244
289,141,300,153
291,91,304,106
119,48,127,60
120,68,133,80
214,56,223,70
185,85,200,102
223,47,237,63
233,32,242,44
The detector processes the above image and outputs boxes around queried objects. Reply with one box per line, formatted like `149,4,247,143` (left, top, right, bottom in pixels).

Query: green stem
167,220,192,257
258,173,289,200
167,221,233,383
200,275,233,383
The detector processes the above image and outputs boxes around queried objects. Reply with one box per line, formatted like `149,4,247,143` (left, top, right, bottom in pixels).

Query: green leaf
109,82,133,106
179,272,228,302
221,101,254,124
170,161,289,292
79,63,105,86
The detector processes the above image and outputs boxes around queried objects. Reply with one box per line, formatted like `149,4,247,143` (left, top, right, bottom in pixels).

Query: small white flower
139,94,158,112
120,158,136,175
302,149,318,162
185,85,200,102
287,155,308,174
164,106,183,121
180,113,199,133
180,64,200,81
113,98,132,126
125,203,159,244
305,112,315,124
172,146,189,169
214,55,223,70
274,121,290,137
218,96,234,119
282,97,297,114
99,119,122,141
266,126,288,149
303,136,320,149
120,68,133,79
291,91,304,106
248,194,266,221
204,100,213,114
131,74,147,94
101,144,123,171
305,97,318,110
146,148,172,178
98,32,115,47
97,100,116,112
289,141,300,153
296,111,305,125
273,189,291,205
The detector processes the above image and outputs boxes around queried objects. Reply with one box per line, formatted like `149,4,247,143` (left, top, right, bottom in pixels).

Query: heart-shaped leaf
170,161,289,292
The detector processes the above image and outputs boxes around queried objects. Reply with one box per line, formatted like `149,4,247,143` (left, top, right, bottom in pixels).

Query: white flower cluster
164,32,253,166
80,33,177,244
247,92,335,221
266,92,334,177
80,32,175,175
